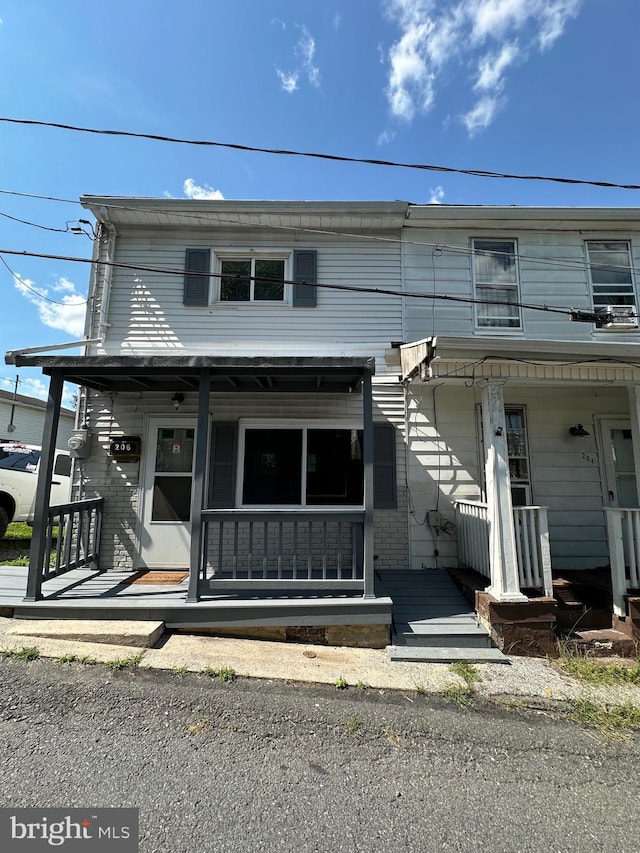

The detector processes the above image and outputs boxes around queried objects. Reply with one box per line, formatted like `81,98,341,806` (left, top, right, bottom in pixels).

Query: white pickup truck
0,442,71,539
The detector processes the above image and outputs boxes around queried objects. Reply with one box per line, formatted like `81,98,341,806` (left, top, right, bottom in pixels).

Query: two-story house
399,206,640,646
6,199,412,646
6,201,640,652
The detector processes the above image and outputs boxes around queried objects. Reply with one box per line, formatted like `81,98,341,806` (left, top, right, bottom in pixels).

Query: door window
151,428,195,521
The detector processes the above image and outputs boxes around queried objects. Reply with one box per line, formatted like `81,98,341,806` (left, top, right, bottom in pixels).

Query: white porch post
480,379,527,602
627,383,640,499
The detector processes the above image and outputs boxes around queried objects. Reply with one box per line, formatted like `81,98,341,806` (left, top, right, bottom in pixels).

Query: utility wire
2,116,640,191
0,246,575,316
0,254,87,305
2,188,639,281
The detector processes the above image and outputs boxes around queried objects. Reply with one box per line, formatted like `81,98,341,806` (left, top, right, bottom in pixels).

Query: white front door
599,418,638,508
139,418,196,569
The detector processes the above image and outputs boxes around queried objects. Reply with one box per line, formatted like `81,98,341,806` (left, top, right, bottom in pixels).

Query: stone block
325,623,390,649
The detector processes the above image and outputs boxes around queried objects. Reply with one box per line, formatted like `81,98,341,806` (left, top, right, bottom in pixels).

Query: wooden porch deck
0,566,393,629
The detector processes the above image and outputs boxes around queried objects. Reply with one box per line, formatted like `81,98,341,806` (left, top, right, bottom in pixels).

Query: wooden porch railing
41,497,104,582
604,508,640,617
455,500,553,596
199,509,365,591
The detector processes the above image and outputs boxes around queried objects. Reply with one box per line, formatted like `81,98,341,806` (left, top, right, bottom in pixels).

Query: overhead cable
1,116,640,191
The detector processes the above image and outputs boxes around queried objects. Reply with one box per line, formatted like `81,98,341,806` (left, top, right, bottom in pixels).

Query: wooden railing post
605,509,628,617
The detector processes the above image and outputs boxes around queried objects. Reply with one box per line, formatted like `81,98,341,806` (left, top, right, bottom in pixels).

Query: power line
0,245,573,317
0,254,88,305
2,116,640,191
1,186,639,280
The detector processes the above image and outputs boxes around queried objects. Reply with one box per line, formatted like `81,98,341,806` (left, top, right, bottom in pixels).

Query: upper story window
472,239,521,330
586,241,635,309
220,257,286,302
183,248,318,308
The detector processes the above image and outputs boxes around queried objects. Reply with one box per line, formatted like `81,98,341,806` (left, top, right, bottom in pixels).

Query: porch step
377,569,498,657
388,645,507,663
394,621,493,649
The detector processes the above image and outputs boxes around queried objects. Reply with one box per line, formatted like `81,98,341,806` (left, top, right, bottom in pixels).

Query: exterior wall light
569,424,590,437
171,392,184,411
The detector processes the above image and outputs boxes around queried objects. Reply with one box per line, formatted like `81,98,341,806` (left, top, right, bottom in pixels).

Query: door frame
137,415,198,569
595,416,637,508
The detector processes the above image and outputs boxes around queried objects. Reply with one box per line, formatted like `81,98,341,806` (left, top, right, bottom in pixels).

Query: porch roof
7,354,375,394
400,335,640,383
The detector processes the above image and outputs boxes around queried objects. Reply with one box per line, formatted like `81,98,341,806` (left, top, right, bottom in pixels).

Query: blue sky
0,0,639,404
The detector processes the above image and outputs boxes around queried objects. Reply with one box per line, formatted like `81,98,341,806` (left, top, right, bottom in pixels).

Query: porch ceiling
9,355,374,394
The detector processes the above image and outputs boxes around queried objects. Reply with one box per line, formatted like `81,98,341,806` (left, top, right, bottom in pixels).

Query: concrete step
6,618,165,647
394,622,492,649
388,645,508,663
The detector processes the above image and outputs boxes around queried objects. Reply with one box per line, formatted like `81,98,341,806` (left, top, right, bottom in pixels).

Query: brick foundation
476,591,558,657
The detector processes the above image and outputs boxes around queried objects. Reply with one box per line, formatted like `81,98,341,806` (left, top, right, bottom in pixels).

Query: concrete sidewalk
1,616,639,708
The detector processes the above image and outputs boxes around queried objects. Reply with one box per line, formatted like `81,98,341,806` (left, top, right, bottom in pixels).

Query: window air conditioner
596,305,638,330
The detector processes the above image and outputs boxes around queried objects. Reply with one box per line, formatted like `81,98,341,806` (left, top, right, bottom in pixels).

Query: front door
599,418,638,508
139,418,196,568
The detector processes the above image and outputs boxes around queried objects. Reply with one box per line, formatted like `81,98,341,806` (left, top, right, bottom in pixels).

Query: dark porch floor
0,566,393,630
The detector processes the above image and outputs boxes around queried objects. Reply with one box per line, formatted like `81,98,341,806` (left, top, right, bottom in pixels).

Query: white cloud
13,274,87,338
462,94,503,134
276,24,320,93
276,69,299,93
384,0,581,134
182,178,224,200
19,377,49,401
428,186,445,204
474,41,519,92
377,129,397,146
332,13,342,30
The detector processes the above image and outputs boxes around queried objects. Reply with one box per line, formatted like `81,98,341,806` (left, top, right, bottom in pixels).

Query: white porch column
627,384,640,499
480,379,527,602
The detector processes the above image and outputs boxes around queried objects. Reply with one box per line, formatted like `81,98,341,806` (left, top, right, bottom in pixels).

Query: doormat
128,570,189,585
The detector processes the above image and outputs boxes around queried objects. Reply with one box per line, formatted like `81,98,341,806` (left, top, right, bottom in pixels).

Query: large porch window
240,424,364,507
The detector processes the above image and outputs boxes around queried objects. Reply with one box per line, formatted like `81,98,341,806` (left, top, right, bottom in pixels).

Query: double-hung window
586,241,635,310
240,424,364,507
219,256,286,303
472,239,521,329
477,405,531,506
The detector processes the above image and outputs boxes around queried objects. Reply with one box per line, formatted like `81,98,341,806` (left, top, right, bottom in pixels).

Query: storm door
140,419,196,568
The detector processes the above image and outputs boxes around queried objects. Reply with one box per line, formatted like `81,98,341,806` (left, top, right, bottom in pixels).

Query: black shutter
292,249,317,307
183,248,211,306
209,422,238,508
374,422,397,509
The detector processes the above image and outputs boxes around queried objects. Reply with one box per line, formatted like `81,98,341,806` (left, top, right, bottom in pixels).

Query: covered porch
4,354,393,639
400,335,640,648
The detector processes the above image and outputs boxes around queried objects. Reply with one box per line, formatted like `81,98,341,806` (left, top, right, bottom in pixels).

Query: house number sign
109,435,141,462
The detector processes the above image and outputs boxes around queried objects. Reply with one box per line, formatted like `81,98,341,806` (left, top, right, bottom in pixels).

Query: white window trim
236,418,364,509
213,249,292,305
471,237,523,333
584,238,637,332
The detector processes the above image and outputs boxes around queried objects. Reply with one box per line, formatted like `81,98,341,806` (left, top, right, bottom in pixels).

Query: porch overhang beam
8,355,374,396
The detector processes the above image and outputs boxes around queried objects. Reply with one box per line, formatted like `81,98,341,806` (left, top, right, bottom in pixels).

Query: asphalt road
0,658,638,853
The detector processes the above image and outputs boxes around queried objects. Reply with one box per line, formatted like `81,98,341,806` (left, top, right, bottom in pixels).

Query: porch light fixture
171,392,184,411
569,423,590,437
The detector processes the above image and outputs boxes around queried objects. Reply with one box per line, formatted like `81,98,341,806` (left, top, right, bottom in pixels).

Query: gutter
5,338,102,365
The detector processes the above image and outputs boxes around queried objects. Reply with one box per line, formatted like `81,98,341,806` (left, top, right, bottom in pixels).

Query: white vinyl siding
95,229,403,374
402,225,640,344
406,383,629,572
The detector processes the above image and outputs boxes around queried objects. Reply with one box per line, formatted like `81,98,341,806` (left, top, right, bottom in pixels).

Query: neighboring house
6,200,640,651
399,206,640,644
0,387,74,447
